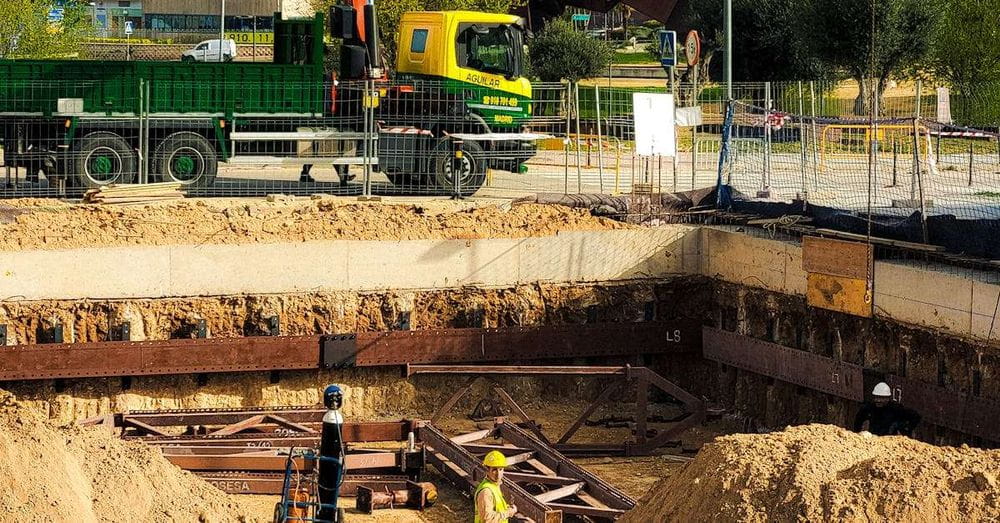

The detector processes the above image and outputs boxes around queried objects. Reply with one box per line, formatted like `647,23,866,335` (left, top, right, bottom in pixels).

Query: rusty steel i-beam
0,321,697,381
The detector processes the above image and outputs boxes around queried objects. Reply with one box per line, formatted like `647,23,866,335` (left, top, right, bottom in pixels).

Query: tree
528,18,614,82
310,0,524,69
683,0,826,84
0,0,93,59
801,0,939,115
930,0,1000,91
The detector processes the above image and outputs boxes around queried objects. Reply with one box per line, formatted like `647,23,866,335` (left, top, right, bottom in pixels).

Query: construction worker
475,451,518,523
853,382,922,436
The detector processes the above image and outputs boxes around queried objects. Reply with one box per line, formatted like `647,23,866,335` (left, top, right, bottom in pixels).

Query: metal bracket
37,323,64,344
321,334,358,368
110,322,131,342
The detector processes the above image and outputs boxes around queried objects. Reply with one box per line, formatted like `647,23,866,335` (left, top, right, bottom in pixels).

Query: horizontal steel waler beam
0,321,697,381
703,327,1000,443
198,472,412,496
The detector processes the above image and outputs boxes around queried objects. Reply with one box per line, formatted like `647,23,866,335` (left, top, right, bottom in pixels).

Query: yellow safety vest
474,478,509,523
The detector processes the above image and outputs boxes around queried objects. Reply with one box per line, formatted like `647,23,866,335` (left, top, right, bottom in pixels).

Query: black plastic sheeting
726,195,1000,260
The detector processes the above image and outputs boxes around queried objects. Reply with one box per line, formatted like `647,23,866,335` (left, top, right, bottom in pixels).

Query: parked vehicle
0,1,536,195
181,39,237,62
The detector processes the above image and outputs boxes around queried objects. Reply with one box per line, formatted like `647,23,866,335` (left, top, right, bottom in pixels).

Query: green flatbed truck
0,5,540,194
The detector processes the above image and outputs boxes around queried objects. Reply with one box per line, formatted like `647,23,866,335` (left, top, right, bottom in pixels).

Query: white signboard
124,21,133,35
633,93,676,157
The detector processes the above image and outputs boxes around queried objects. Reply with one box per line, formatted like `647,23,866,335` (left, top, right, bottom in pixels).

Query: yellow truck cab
395,11,532,130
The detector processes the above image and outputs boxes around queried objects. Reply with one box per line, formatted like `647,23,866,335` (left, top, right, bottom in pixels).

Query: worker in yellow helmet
474,450,518,523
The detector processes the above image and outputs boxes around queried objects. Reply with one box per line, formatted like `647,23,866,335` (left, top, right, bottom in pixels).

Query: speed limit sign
685,30,701,66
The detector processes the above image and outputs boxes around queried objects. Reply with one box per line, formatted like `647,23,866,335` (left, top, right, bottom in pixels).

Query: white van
181,39,237,62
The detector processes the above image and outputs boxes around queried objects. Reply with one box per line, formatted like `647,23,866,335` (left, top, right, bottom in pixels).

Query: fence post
913,80,929,243
810,81,819,187
691,66,699,190
564,82,570,195
671,79,679,192
452,138,463,199
574,82,582,193
763,82,772,194
798,81,806,202
594,85,605,193
911,80,921,203
143,79,151,184
892,140,898,187
968,141,974,187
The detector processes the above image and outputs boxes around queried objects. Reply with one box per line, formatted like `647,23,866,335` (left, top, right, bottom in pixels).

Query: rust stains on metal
3,322,697,381
802,236,872,279
702,327,865,402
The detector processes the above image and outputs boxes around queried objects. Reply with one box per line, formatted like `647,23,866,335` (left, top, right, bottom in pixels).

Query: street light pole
219,0,226,62
725,0,733,100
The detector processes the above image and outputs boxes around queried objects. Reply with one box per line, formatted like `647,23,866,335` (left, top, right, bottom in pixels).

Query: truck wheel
152,132,218,186
73,131,137,188
429,139,486,196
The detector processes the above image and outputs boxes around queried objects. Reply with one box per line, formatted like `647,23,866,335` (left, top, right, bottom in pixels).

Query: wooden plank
806,273,872,318
450,429,493,445
534,482,584,503
547,503,624,518
813,228,944,252
505,472,580,486
209,415,266,436
802,236,871,279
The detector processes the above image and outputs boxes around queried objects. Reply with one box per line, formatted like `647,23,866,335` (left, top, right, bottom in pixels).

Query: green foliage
802,0,937,82
685,0,827,82
310,0,523,68
528,18,614,82
929,0,1000,92
0,0,93,59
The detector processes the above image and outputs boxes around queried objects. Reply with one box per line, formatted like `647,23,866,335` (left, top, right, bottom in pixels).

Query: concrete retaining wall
701,227,1000,342
0,227,699,300
4,223,998,344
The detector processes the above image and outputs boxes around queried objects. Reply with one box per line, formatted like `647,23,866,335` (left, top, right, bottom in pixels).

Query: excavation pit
1,198,999,521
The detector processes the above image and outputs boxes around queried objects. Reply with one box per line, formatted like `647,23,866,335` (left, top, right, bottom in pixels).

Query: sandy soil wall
2,280,706,423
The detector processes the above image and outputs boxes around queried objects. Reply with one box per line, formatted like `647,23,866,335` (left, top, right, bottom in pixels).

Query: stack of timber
82,182,186,204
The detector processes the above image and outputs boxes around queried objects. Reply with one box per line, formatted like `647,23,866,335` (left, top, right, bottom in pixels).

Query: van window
196,43,208,50
410,29,428,53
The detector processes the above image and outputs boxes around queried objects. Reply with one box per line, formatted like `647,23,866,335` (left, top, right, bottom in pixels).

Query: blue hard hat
323,384,343,409
324,384,342,396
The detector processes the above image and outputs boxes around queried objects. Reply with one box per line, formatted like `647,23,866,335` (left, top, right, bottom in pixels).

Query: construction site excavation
0,193,998,523
4,2,1000,522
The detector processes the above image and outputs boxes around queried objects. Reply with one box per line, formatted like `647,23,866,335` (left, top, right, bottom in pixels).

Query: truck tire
429,139,486,196
152,132,218,186
73,131,137,188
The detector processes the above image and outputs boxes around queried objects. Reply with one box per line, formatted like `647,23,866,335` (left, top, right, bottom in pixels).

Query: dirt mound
0,390,259,522
0,199,627,251
622,424,1000,523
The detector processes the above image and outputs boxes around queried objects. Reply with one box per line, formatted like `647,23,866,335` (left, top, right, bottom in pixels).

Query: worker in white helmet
853,382,921,436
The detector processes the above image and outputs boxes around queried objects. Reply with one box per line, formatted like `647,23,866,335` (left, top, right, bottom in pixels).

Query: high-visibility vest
474,478,509,523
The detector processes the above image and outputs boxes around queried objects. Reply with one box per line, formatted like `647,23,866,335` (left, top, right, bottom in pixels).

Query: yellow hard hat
482,450,507,468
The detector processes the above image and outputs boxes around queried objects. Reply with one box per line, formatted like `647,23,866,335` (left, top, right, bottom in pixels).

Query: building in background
89,0,281,37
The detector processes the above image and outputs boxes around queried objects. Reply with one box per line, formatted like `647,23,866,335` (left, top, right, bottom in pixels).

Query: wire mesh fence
719,81,1000,258
3,75,1000,222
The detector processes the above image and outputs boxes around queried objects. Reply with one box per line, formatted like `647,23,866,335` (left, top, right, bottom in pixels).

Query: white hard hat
872,382,891,398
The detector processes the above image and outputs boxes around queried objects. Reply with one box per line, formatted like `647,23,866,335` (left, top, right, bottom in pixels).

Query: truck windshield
457,23,523,79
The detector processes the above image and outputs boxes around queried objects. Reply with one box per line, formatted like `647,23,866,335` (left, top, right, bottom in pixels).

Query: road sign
47,8,64,23
571,14,591,22
685,30,701,66
124,21,134,35
658,30,677,69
